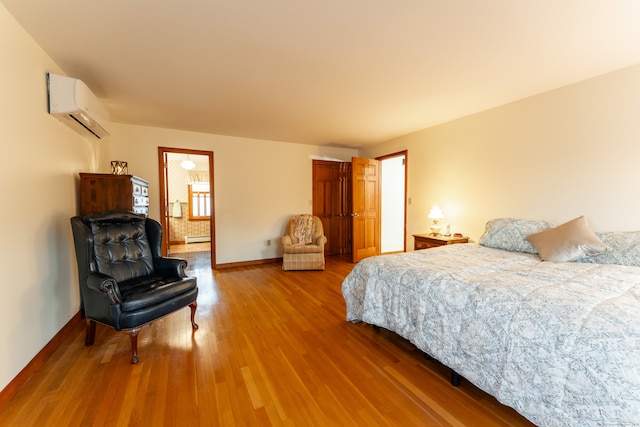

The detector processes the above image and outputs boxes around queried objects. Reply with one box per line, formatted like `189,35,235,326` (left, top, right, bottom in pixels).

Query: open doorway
157,147,216,269
378,151,407,253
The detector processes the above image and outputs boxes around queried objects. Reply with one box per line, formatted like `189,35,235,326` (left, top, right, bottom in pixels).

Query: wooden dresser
79,173,149,216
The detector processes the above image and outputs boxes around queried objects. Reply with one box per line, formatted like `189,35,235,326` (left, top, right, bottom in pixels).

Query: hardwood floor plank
0,254,536,426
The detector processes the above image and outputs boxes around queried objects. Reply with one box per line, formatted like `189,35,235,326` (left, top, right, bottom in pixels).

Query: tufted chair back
87,214,154,283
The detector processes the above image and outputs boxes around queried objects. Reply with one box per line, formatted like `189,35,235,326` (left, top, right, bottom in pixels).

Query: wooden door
351,157,380,262
312,160,351,255
159,152,171,255
335,162,352,254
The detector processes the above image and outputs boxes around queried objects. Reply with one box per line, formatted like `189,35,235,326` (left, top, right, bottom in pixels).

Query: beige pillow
525,216,610,262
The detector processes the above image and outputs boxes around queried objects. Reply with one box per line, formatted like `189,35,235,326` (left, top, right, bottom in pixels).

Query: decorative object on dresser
427,204,444,235
110,160,128,175
413,233,469,250
79,173,149,216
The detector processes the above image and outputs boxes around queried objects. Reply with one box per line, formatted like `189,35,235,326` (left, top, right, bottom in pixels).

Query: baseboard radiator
184,235,211,244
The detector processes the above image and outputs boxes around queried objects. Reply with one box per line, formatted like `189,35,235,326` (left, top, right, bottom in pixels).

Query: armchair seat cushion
118,276,197,312
118,286,199,330
283,243,324,254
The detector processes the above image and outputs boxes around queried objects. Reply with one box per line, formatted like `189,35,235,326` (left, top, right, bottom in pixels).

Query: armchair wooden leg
85,319,96,346
189,302,199,330
127,328,141,364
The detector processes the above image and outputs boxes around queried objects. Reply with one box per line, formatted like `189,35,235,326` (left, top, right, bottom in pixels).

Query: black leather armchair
70,211,198,363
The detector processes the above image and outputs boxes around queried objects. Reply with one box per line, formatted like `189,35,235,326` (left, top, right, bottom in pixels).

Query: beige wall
362,63,640,245
108,124,359,265
0,4,107,391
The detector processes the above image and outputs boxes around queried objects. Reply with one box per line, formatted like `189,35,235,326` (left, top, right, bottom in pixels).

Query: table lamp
428,204,444,235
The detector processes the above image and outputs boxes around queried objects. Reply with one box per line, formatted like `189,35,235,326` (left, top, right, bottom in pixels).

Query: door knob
351,213,359,217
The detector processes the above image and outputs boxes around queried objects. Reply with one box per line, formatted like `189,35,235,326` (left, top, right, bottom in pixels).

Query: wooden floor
170,242,210,254
0,255,536,426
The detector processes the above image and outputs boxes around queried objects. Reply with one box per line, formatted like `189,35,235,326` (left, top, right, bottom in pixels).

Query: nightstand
413,234,469,250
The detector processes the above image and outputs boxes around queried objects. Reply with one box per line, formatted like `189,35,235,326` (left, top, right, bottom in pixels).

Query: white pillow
479,218,554,253
526,216,610,262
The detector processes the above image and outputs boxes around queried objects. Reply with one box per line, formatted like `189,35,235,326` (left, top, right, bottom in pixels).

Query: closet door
312,160,351,256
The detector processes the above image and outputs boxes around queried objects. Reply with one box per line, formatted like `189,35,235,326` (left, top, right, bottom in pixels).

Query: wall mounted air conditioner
47,72,111,139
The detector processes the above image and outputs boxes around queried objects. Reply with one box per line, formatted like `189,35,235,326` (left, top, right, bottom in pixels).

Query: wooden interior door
351,157,380,262
159,151,171,255
312,160,351,255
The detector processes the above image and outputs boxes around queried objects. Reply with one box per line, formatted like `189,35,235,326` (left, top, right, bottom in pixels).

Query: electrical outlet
267,239,271,246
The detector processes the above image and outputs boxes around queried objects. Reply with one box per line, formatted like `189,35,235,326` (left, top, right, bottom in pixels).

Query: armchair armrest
281,235,293,247
315,235,328,247
86,272,123,304
154,257,189,278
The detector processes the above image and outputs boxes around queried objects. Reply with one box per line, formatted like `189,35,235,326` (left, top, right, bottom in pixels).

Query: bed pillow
479,218,554,253
575,231,640,267
525,216,610,262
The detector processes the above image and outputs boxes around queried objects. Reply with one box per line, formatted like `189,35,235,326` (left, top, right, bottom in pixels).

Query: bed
341,217,640,426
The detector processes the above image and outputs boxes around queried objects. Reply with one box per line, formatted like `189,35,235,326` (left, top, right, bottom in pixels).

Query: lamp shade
428,204,444,221
428,204,444,235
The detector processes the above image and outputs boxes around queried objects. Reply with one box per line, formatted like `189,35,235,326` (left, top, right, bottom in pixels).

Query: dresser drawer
415,239,442,249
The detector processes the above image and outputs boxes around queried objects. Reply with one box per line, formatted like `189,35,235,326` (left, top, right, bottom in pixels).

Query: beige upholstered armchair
281,214,327,270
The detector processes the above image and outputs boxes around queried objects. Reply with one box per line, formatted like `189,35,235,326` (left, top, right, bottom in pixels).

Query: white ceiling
3,0,640,148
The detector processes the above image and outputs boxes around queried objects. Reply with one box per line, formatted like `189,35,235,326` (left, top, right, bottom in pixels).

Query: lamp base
430,225,442,236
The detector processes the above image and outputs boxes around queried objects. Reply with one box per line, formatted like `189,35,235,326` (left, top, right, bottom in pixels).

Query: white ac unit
47,72,111,139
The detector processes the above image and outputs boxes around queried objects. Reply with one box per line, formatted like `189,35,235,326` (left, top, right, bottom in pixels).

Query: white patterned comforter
342,244,640,426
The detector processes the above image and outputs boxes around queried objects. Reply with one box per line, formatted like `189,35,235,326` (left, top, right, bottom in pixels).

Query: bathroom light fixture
181,155,195,170
428,204,444,235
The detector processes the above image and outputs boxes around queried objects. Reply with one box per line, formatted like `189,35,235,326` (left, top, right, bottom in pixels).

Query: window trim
188,184,211,221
